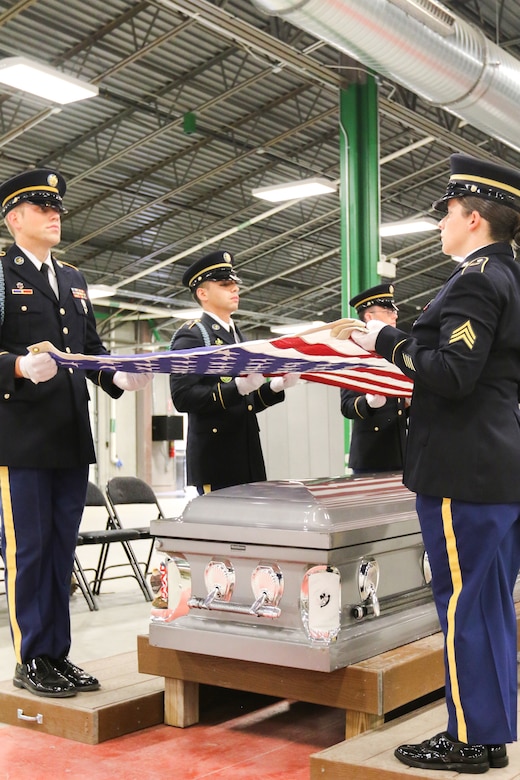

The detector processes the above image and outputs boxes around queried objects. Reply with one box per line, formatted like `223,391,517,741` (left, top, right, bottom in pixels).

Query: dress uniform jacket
340,389,407,471
375,242,520,503
169,312,285,490
0,245,123,468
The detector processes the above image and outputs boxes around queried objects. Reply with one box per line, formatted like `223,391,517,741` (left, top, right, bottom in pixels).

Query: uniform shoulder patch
461,256,488,274
57,259,79,270
448,319,476,349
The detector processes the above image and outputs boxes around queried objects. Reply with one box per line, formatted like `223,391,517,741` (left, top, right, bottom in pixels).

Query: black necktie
40,263,55,295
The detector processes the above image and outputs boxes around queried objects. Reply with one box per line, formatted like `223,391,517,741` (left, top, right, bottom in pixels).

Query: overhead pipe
251,0,520,153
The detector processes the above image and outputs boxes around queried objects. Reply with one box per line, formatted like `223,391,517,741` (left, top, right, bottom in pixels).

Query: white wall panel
259,380,346,481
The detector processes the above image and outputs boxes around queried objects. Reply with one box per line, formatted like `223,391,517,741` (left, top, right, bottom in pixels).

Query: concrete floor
0,490,348,779
0,571,345,780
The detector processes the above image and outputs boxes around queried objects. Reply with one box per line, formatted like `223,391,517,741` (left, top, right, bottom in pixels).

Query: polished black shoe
13,656,76,698
51,657,100,691
395,731,490,774
487,744,508,768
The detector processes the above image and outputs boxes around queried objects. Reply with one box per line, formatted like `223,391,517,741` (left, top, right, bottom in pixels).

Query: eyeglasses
369,306,399,316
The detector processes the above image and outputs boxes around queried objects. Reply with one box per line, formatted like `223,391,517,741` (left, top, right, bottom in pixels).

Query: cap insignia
47,173,58,188
223,252,231,262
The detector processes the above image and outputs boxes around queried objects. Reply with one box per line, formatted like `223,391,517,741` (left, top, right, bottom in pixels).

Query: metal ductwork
251,0,520,153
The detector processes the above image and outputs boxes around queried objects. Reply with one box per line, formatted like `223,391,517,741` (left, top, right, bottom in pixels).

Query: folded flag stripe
301,369,412,396
30,328,413,397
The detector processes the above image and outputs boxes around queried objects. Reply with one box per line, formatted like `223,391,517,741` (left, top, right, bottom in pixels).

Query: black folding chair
105,476,164,579
74,481,153,609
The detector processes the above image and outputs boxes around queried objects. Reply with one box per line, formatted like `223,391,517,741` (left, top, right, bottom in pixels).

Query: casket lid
152,474,419,550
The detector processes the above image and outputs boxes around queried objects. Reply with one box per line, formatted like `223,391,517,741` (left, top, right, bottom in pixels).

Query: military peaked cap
433,153,520,213
350,283,397,313
182,250,241,290
0,168,67,217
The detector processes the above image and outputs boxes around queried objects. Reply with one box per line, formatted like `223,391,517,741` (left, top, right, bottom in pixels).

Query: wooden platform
137,631,446,739
310,698,520,779
0,652,164,744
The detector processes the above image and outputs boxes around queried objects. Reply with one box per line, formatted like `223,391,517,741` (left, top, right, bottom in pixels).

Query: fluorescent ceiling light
270,320,326,335
0,56,98,104
380,219,438,237
88,284,116,301
252,177,337,203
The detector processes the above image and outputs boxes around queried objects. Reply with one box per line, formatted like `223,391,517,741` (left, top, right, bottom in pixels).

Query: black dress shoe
395,731,490,774
487,744,508,768
51,657,100,691
13,657,76,698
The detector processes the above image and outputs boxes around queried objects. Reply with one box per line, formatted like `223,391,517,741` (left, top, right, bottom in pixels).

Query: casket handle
203,585,221,607
249,590,269,614
355,558,381,619
369,587,380,617
187,594,281,619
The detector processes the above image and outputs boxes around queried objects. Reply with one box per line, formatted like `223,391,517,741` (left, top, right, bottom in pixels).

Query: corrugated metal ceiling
0,0,518,346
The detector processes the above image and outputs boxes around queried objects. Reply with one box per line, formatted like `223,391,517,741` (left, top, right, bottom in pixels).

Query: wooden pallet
0,652,164,744
137,631,445,739
310,699,520,779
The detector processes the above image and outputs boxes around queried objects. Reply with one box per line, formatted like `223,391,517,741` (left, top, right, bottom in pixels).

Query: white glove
236,373,264,395
19,352,58,384
329,318,368,340
350,319,387,351
113,371,153,391
366,393,386,409
270,373,301,392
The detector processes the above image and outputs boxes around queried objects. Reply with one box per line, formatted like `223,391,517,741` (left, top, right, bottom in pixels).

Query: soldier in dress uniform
0,169,151,699
337,153,520,773
169,250,298,493
340,284,408,473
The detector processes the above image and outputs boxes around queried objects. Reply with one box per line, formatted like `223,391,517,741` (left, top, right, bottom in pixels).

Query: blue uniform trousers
0,465,89,664
417,494,520,744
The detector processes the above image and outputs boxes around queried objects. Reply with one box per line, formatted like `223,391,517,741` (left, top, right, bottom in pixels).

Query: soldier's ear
195,285,207,303
467,209,484,232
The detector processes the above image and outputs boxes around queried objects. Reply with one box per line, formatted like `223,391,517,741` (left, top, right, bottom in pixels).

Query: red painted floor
0,688,345,779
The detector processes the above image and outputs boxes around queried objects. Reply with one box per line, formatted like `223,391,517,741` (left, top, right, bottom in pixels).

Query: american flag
31,325,413,397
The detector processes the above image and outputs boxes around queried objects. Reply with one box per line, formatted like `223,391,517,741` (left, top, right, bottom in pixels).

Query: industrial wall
88,323,347,492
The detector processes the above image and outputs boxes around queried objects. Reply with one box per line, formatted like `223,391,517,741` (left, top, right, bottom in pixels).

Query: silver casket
149,474,439,672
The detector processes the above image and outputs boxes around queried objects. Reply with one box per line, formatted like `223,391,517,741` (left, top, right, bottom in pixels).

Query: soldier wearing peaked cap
349,283,399,314
182,249,241,292
0,168,152,701
340,283,408,473
345,154,520,771
0,168,67,216
170,250,298,493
